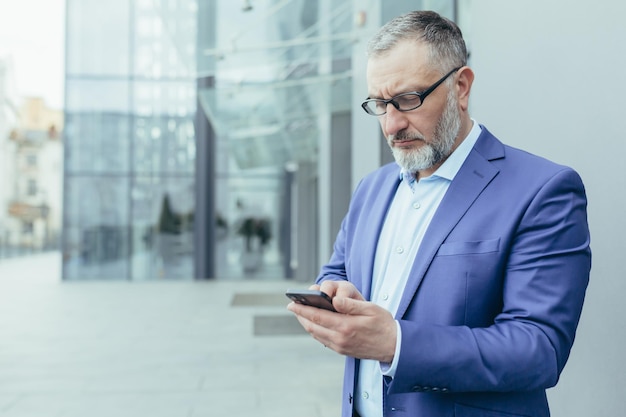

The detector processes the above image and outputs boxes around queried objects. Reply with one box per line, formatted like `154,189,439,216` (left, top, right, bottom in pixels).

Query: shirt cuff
380,320,402,378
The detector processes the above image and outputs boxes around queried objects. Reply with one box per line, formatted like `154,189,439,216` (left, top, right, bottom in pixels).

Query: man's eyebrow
366,88,422,100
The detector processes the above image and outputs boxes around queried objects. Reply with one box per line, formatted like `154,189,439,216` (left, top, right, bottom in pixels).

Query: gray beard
389,90,461,174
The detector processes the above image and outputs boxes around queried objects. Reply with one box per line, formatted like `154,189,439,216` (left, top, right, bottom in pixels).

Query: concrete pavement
0,253,343,417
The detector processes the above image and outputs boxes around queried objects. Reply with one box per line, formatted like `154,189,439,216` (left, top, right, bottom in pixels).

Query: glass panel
200,0,353,170
64,110,131,174
200,0,355,280
63,177,130,280
133,0,198,79
132,81,196,175
66,0,131,76
130,176,194,280
63,0,197,280
216,172,284,279
65,79,131,114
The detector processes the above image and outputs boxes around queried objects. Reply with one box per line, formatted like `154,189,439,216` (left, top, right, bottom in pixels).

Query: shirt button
382,293,389,300
413,202,421,209
396,247,404,254
362,391,369,399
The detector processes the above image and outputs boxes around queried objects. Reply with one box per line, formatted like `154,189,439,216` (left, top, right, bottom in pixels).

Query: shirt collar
399,119,482,183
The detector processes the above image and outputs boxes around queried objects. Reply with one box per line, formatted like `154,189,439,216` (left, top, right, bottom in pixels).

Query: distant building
2,97,63,251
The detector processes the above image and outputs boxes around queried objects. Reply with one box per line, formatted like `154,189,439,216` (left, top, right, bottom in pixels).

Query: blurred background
0,0,624,416
0,0,64,261
3,0,454,282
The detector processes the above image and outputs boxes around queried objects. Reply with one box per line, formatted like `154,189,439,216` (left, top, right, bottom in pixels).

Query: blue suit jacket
317,127,591,417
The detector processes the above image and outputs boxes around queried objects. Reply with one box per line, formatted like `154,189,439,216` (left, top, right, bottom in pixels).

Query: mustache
388,132,425,142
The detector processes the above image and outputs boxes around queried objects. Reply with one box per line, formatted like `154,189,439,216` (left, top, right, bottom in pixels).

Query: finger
292,308,336,346
319,281,340,297
329,282,365,301
292,313,322,338
288,301,331,325
286,300,300,314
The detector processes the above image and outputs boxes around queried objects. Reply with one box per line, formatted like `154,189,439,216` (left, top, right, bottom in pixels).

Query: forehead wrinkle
367,77,432,100
367,66,419,99
369,62,450,99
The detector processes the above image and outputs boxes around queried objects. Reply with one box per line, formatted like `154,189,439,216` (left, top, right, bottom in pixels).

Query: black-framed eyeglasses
361,67,461,116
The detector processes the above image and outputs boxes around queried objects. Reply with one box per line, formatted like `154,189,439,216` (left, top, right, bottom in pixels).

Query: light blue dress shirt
355,121,482,417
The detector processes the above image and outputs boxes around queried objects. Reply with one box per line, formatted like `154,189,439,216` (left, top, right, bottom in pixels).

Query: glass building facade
63,0,455,281
64,0,198,280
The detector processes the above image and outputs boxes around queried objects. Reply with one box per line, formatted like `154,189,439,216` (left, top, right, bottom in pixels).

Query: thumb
334,297,368,315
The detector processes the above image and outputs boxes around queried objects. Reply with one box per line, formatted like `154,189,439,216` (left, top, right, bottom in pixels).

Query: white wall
465,1,626,415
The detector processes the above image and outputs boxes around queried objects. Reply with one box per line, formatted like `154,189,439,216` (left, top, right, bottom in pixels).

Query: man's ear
456,66,474,111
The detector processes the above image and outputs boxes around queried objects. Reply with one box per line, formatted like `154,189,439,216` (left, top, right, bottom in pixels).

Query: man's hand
287,281,397,363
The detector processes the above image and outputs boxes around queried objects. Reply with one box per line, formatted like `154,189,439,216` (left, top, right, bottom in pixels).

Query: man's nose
382,104,409,136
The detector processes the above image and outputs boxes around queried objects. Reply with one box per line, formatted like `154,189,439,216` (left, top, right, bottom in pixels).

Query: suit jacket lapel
395,130,503,319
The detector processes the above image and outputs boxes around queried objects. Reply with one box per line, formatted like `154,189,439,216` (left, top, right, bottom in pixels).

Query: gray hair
367,10,468,73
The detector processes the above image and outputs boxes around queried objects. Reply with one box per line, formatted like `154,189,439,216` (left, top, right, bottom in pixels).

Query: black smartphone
286,289,336,312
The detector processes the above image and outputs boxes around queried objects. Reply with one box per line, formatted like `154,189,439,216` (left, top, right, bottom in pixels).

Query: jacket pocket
438,238,500,256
